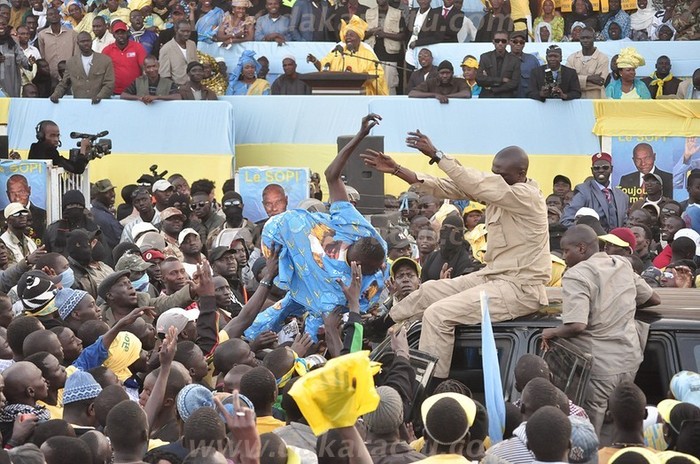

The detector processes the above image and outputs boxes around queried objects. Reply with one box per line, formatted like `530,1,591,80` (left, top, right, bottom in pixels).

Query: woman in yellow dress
64,0,95,35
306,15,389,96
217,0,255,46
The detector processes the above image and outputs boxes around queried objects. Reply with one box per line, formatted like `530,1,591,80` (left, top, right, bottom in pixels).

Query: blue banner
236,166,310,222
0,160,49,211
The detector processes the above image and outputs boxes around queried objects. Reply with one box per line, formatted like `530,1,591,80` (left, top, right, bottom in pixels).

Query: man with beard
159,257,190,298
159,207,186,261
206,191,254,249
121,187,160,243
44,190,105,257
91,179,123,250
1,203,37,264
210,246,245,303
420,214,481,282
409,60,471,102
214,275,243,323
190,181,224,242
179,228,205,278
66,229,114,298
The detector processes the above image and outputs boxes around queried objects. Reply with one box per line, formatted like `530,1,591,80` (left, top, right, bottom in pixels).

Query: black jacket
527,65,582,101
476,50,521,98
28,141,89,174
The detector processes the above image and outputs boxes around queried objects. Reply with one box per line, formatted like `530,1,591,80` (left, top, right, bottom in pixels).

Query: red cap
111,20,128,32
142,249,165,262
609,227,637,251
592,152,612,165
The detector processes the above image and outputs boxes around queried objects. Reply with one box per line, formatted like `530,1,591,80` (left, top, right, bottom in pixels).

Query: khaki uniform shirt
562,252,654,377
415,155,550,302
565,49,610,99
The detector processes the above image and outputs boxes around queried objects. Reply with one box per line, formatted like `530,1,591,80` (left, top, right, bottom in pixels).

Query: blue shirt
254,14,291,41
516,53,542,98
245,201,387,340
73,335,109,371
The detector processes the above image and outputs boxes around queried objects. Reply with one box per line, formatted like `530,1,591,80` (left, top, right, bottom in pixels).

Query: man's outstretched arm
324,114,381,203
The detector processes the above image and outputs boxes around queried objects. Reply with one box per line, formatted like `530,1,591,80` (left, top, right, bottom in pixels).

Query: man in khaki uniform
542,225,660,433
565,27,609,99
361,131,551,380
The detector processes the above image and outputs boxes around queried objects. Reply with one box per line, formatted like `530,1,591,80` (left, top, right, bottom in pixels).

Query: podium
299,72,377,95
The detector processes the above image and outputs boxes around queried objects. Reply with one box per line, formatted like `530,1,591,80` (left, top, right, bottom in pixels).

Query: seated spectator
97,0,130,26
678,68,700,99
406,48,438,94
227,50,270,95
255,0,290,44
421,214,480,282
217,0,256,45
654,22,676,41
533,0,564,41
604,21,630,41
129,10,159,56
630,0,657,39
271,56,311,95
605,47,651,99
642,55,683,98
460,55,481,97
409,60,471,102
600,0,631,39
600,227,636,256
535,20,553,41
179,62,218,101
528,45,582,101
195,0,225,43
288,0,333,41
564,0,599,35
120,55,181,103
21,83,39,98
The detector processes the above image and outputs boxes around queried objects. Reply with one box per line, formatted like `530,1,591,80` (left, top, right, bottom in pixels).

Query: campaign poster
236,167,310,223
605,136,693,204
0,160,50,243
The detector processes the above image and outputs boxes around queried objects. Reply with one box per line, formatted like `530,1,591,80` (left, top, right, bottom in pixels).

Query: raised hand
159,326,178,366
406,129,438,158
360,148,399,174
360,113,382,136
291,332,313,357
337,261,362,312
439,263,453,280
214,391,260,464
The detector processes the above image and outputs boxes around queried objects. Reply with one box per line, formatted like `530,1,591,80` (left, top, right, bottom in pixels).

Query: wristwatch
429,150,445,165
260,279,273,288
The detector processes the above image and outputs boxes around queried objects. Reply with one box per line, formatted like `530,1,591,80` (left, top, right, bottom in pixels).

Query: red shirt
102,40,147,94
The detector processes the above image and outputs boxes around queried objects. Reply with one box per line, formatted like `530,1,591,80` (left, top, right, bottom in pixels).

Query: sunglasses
511,39,525,44
493,38,508,44
10,211,29,217
661,208,679,215
223,200,242,208
592,165,611,171
190,201,210,209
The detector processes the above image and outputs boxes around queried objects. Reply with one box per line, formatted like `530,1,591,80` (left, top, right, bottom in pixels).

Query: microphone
332,44,344,55
70,132,91,139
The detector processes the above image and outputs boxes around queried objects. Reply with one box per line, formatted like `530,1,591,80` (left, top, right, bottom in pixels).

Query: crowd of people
0,0,697,97
0,113,699,463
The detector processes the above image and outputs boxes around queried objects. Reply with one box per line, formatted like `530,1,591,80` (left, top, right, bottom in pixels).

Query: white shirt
81,54,93,76
405,8,430,67
93,31,115,53
0,230,37,263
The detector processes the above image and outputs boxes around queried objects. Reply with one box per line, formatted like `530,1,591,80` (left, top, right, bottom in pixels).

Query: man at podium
307,15,389,95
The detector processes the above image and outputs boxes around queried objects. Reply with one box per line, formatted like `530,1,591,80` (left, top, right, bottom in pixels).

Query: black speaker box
337,135,385,215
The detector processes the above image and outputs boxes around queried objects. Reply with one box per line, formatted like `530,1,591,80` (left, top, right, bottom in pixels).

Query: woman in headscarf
306,15,389,96
199,51,228,95
564,0,599,34
227,50,270,95
630,0,657,39
63,0,94,34
196,0,224,43
533,0,564,41
561,20,585,40
0,16,33,97
535,20,553,41
217,0,255,45
605,47,651,99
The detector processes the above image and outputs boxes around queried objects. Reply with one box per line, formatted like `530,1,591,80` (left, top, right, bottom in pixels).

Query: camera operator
528,45,581,102
29,120,91,174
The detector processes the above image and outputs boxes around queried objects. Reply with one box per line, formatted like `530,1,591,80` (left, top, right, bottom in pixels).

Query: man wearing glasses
476,30,520,98
206,191,255,250
507,30,540,98
1,203,37,263
561,153,629,231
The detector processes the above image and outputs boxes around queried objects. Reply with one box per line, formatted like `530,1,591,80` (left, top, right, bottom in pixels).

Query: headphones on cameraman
35,120,61,146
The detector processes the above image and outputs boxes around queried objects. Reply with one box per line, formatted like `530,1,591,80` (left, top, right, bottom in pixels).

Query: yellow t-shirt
256,415,286,434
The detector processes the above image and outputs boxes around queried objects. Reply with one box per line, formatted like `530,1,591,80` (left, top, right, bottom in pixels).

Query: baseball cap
643,173,663,185
132,222,159,241
591,152,612,165
657,399,681,424
97,270,131,301
421,393,476,444
160,207,186,221
510,30,527,39
209,246,235,262
575,207,600,220
390,257,421,279
142,249,165,262
137,231,166,253
553,174,572,186
386,229,410,250
462,201,485,215
599,227,636,252
178,228,199,246
4,202,28,218
115,253,153,273
111,20,128,32
674,228,700,256
94,179,116,193
156,307,199,335
152,179,173,192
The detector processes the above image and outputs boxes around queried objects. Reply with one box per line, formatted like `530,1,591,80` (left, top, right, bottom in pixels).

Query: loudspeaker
337,135,384,215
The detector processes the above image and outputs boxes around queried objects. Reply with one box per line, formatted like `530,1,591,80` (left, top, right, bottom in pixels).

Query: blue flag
481,291,506,443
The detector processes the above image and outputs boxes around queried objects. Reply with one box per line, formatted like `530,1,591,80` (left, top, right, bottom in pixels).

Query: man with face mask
420,214,481,282
115,253,154,294
206,191,255,249
44,190,106,258
66,229,112,298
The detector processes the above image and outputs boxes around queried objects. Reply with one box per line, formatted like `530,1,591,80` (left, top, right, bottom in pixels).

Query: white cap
132,222,159,242
674,228,700,256
178,227,199,246
152,179,173,192
575,207,600,220
162,307,200,321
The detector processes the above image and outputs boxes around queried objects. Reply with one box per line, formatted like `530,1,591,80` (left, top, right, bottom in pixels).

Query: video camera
68,131,112,161
544,68,556,89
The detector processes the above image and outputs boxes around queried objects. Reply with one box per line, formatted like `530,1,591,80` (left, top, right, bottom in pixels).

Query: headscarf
630,0,656,31
340,15,368,42
535,21,553,41
231,0,253,6
103,331,143,382
128,0,151,10
231,49,261,82
652,22,675,40
616,47,645,69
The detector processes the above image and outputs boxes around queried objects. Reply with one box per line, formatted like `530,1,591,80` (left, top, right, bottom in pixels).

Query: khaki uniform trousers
390,273,544,378
584,371,638,435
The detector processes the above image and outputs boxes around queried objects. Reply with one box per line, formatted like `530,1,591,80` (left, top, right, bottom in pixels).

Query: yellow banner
593,100,700,137
0,98,10,125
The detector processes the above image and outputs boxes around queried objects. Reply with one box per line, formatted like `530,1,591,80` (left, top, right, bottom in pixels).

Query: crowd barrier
198,41,700,85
